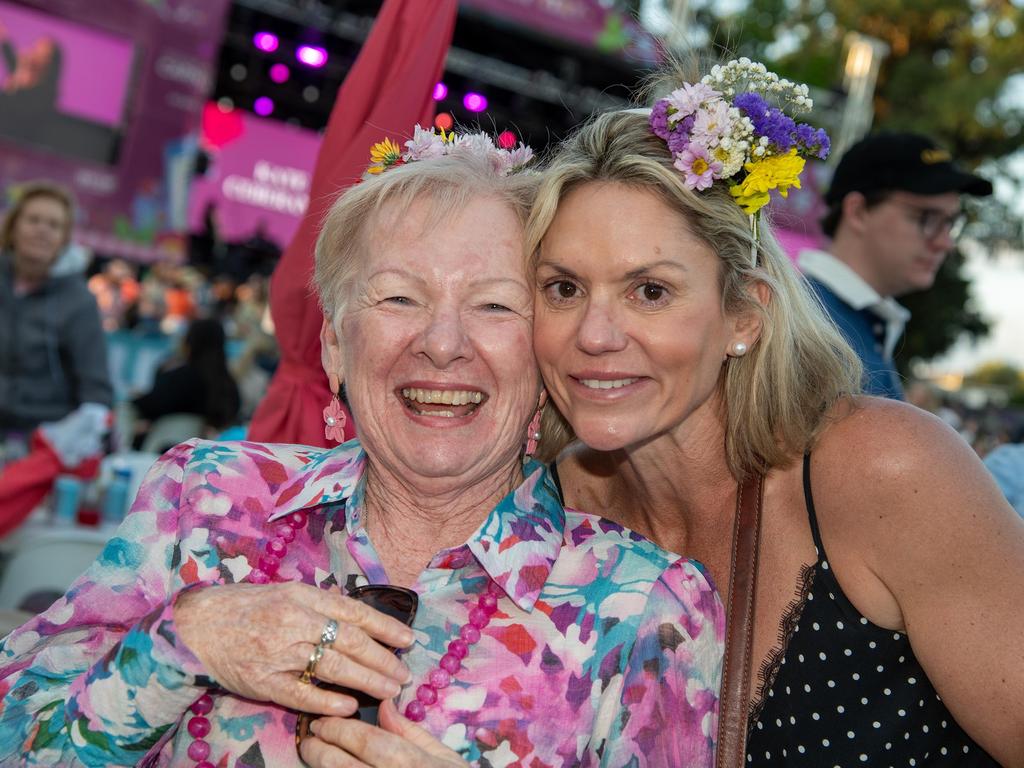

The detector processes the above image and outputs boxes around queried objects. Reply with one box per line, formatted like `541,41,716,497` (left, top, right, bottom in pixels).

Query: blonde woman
528,61,1024,765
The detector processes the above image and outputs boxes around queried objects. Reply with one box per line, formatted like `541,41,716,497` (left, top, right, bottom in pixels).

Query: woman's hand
299,700,468,767
175,582,414,717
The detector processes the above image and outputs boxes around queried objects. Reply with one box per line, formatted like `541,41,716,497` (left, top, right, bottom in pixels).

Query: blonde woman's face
533,181,738,452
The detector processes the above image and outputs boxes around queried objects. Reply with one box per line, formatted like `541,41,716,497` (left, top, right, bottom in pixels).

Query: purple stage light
254,96,274,116
463,92,487,113
253,32,279,53
269,63,290,83
432,82,448,101
296,45,328,68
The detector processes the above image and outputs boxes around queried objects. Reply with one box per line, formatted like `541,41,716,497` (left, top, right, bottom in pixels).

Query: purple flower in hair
649,100,672,141
761,108,798,151
810,127,831,159
734,92,770,121
666,114,695,154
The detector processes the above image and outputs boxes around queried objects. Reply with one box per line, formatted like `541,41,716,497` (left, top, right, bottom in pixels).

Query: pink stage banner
187,103,321,247
0,0,230,264
0,2,134,127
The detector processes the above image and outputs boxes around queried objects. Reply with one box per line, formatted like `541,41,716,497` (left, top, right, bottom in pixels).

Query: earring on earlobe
524,409,543,460
323,392,347,443
730,341,748,357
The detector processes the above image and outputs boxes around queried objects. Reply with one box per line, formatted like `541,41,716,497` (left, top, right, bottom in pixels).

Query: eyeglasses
295,585,418,742
893,201,967,241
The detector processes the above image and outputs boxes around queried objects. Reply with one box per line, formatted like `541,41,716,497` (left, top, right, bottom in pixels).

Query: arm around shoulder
813,397,1024,764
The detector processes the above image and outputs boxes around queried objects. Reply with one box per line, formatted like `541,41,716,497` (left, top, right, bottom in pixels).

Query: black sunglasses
296,585,418,742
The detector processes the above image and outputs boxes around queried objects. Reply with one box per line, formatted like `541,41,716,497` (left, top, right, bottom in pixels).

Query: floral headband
367,125,534,177
649,58,830,261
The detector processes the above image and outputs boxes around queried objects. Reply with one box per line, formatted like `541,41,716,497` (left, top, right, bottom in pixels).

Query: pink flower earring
524,409,543,458
323,394,347,442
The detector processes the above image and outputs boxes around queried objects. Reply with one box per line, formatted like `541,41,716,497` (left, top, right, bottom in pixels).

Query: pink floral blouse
0,439,724,766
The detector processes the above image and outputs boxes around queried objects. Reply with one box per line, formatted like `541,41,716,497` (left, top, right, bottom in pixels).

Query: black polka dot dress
744,455,998,766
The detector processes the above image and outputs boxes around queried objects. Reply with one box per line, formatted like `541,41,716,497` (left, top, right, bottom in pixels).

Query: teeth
401,388,484,405
579,378,639,390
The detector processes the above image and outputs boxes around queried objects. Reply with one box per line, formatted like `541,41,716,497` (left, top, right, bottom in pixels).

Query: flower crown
649,58,830,217
367,125,534,177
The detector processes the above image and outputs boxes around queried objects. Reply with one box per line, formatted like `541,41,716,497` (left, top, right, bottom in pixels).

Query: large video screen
0,2,135,164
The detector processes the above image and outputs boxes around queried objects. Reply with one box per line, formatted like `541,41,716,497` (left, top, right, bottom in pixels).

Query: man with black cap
799,131,992,398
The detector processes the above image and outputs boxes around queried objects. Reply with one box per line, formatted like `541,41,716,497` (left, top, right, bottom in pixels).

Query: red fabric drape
0,433,100,538
247,0,458,446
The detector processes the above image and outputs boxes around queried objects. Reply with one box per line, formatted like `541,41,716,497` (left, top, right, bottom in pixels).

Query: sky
923,247,1024,376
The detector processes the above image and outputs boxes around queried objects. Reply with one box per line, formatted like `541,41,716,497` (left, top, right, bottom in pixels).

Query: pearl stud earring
731,341,748,357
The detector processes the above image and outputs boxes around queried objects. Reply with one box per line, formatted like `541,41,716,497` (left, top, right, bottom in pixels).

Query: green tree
964,360,1024,389
686,0,1024,363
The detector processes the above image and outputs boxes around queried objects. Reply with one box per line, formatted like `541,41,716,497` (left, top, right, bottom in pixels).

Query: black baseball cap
825,132,992,206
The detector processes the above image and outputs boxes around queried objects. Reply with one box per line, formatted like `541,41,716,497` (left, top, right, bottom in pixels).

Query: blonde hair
0,180,74,253
526,110,862,478
314,155,537,318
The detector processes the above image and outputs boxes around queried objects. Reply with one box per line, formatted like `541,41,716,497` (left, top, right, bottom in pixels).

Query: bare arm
814,398,1024,765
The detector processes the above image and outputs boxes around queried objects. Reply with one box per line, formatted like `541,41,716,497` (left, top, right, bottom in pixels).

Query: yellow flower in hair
728,149,805,215
367,137,404,174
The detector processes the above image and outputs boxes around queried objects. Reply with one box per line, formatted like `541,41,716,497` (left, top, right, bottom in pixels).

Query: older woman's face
534,182,741,452
325,194,540,484
10,196,68,280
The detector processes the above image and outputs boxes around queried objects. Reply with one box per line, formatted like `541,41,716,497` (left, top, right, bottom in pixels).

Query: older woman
0,130,723,767
0,181,112,435
528,62,1024,766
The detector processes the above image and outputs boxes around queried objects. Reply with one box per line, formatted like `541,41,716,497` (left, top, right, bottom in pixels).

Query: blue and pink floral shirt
0,439,724,766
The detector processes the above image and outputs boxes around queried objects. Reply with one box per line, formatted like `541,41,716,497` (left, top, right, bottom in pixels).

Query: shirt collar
466,460,565,612
799,249,885,310
268,443,565,613
266,439,367,521
799,249,911,357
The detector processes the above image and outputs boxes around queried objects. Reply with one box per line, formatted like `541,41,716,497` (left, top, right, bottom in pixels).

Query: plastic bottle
102,467,133,526
53,475,83,525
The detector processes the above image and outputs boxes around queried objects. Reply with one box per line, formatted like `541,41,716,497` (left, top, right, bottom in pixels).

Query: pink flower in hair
674,144,721,191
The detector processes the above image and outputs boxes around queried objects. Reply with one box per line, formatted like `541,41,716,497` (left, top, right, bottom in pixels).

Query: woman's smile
398,385,487,420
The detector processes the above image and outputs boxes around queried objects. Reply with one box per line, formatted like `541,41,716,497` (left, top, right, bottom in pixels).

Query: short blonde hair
314,155,537,318
0,181,75,253
526,110,862,478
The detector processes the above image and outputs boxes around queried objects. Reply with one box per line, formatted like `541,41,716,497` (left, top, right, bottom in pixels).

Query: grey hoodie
0,251,113,431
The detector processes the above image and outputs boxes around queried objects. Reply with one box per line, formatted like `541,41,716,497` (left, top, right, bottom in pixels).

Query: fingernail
330,698,356,716
400,630,415,646
309,719,320,735
386,681,402,697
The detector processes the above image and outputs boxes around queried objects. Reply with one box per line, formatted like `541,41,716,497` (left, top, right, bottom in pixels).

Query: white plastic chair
140,414,205,454
0,523,109,612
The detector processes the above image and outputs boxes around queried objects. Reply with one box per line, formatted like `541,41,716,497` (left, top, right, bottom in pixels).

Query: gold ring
299,643,325,685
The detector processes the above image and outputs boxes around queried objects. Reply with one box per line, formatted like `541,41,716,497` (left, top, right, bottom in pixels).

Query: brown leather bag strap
715,471,765,768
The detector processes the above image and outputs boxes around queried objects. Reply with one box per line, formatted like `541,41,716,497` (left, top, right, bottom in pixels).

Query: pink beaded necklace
182,508,498,762
183,509,310,767
403,578,500,722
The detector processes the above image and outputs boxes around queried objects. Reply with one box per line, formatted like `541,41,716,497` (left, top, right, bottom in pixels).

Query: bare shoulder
808,394,1022,576
811,395,989,506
